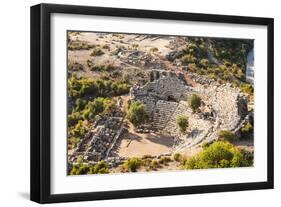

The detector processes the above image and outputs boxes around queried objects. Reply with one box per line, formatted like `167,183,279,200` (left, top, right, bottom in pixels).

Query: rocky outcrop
165,50,184,61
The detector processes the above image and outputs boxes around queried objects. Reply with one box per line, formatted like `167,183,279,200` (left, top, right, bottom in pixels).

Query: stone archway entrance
167,95,177,102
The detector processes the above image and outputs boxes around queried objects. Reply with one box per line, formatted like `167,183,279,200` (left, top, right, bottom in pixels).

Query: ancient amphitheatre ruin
67,32,254,174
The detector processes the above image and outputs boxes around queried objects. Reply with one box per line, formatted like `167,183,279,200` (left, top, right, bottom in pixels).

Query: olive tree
127,101,149,126
176,115,189,133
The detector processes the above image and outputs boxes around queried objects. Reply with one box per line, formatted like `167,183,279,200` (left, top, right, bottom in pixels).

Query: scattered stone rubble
118,50,166,69
70,116,124,163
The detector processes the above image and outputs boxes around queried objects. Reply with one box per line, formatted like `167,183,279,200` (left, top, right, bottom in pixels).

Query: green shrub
218,130,236,142
102,44,110,50
150,47,158,53
82,97,116,120
240,84,254,95
68,41,96,50
199,59,209,68
150,159,159,169
68,137,80,149
236,71,246,81
142,154,153,159
70,162,110,175
91,64,115,72
70,164,89,175
207,73,218,81
173,153,182,162
219,65,227,71
68,75,130,99
68,97,116,134
200,141,214,149
181,54,197,64
184,156,198,169
68,111,82,127
68,75,96,98
176,115,189,133
89,161,109,174
240,149,254,166
184,141,252,169
123,157,142,172
188,94,202,112
241,122,253,134
110,82,131,95
132,44,139,49
68,120,87,139
127,101,149,126
90,48,104,56
241,122,253,139
187,63,197,71
158,156,172,165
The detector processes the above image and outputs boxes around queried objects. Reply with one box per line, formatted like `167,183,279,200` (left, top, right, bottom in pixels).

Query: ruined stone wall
70,117,124,163
131,72,193,102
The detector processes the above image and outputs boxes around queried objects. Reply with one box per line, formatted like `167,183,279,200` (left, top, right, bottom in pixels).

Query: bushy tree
67,75,130,99
68,120,87,138
176,115,189,133
82,97,116,120
188,94,201,112
127,101,149,126
69,162,109,175
68,111,82,127
68,75,96,98
184,141,251,169
123,157,142,172
90,48,104,56
68,98,116,141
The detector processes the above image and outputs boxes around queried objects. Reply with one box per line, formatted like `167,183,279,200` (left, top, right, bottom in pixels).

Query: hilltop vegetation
184,141,253,169
174,37,253,94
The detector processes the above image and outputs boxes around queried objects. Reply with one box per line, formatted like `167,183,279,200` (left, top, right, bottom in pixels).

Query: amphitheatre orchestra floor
116,129,174,158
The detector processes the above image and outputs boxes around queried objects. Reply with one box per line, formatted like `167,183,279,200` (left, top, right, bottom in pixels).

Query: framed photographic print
30,3,274,203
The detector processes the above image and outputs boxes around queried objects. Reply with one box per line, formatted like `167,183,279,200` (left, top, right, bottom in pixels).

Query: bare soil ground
115,123,174,158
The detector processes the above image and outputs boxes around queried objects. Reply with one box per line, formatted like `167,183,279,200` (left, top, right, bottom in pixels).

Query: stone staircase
164,101,192,136
152,100,178,130
138,96,157,114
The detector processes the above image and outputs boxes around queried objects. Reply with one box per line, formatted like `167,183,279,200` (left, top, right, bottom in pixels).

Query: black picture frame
30,3,274,204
